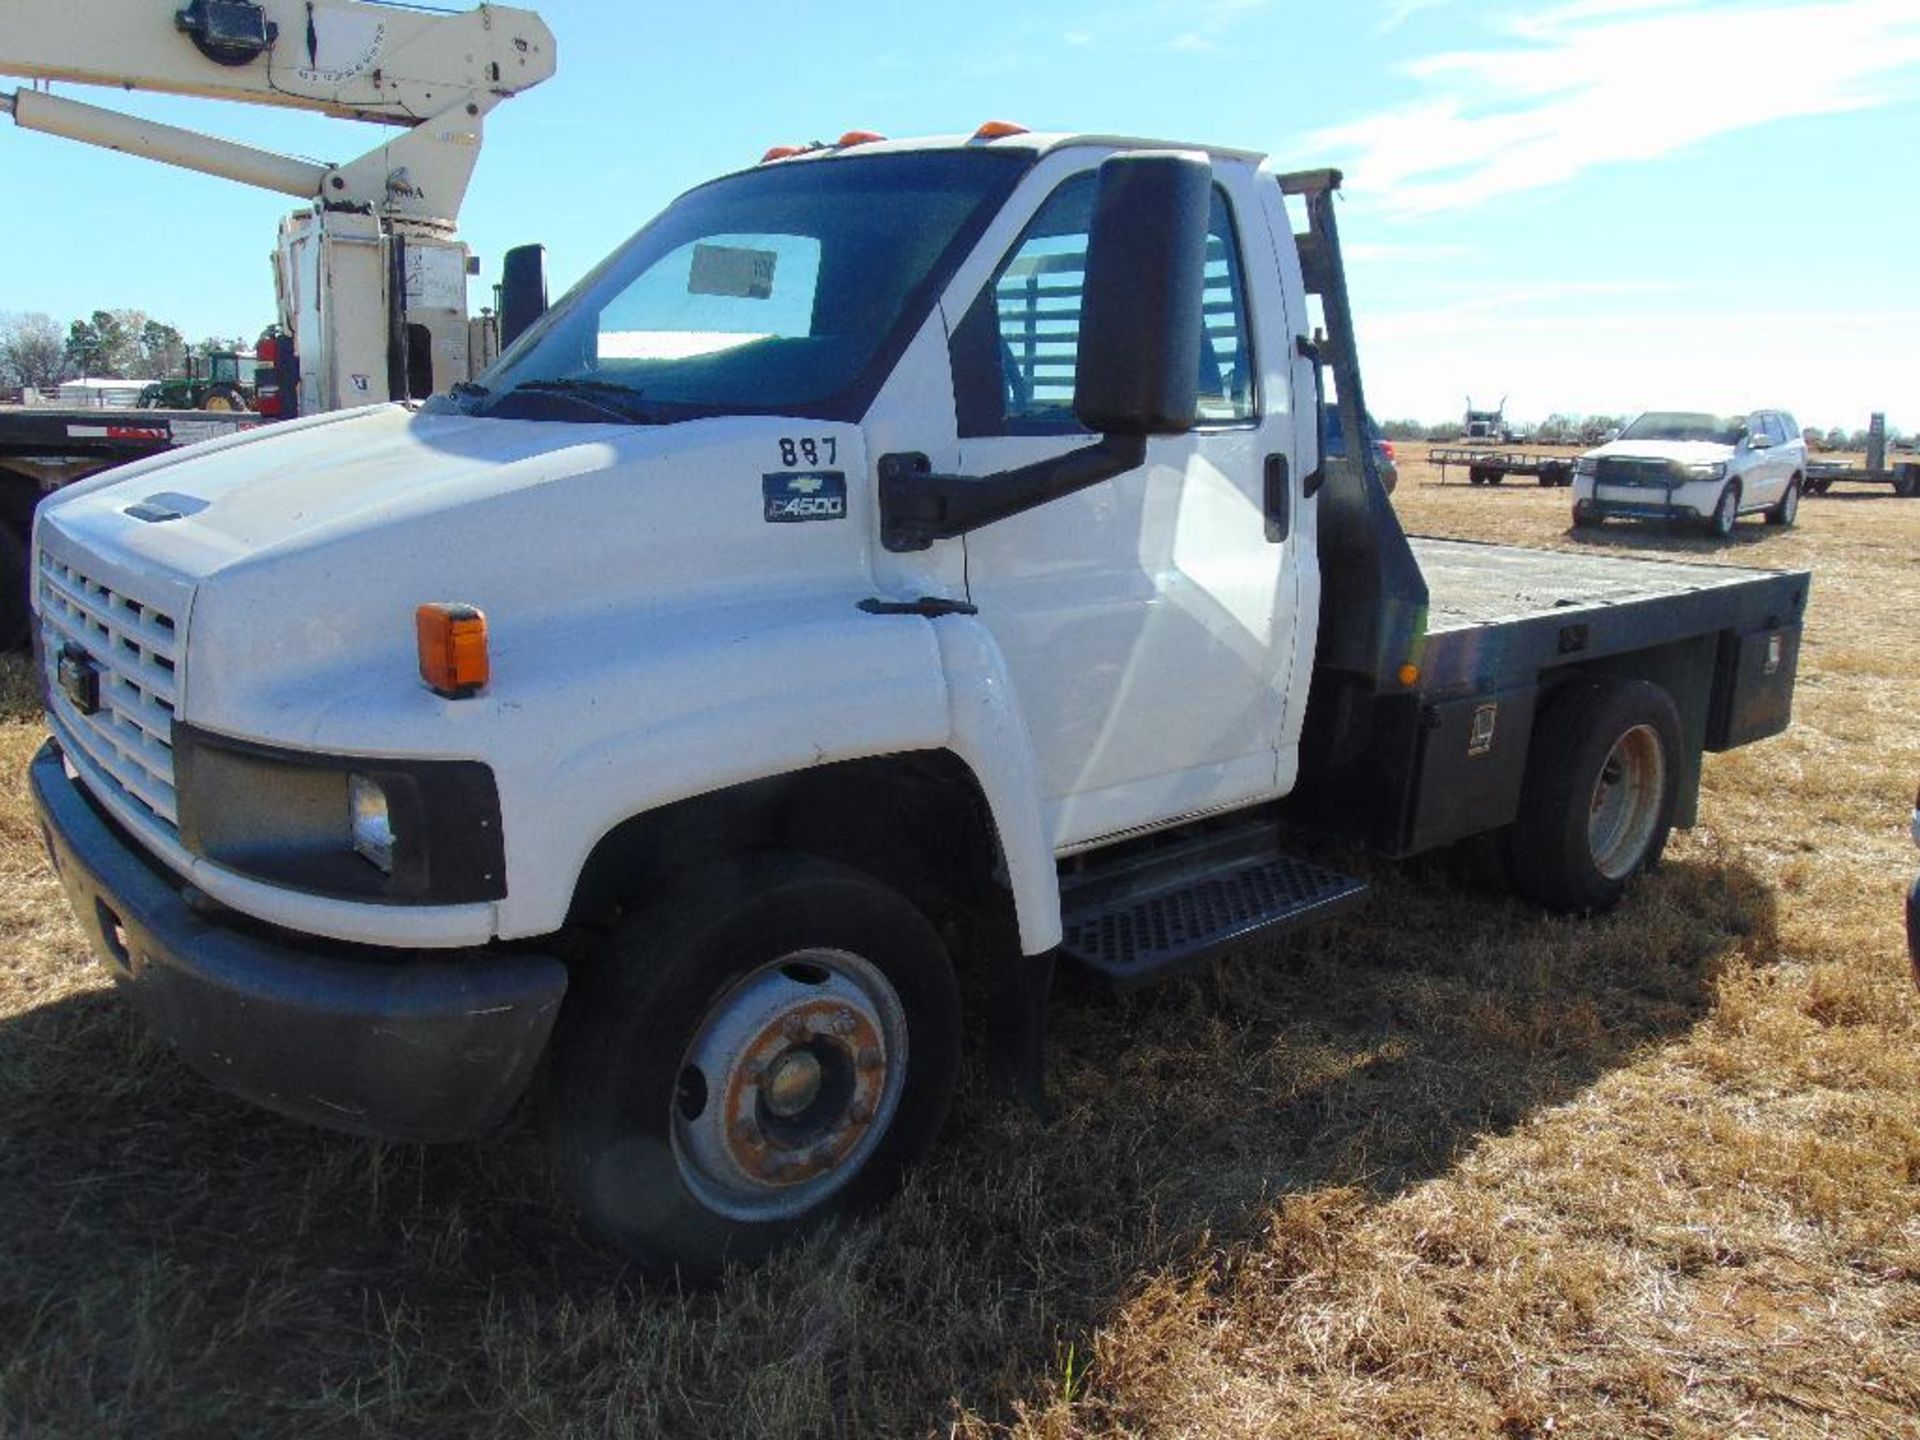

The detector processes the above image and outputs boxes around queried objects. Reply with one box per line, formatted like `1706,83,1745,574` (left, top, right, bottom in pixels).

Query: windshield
447,150,1028,426
1619,411,1746,445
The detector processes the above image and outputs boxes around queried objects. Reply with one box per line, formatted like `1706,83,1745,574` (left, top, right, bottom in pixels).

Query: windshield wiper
501,377,663,424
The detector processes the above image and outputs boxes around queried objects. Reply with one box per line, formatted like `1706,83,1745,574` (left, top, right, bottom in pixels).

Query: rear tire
1470,466,1496,486
1509,678,1682,914
546,854,961,1277
1765,476,1800,527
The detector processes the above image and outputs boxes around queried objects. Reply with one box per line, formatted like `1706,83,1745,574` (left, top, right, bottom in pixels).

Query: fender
927,614,1062,955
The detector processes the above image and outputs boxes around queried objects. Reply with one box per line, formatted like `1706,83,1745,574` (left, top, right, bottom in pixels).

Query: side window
952,174,1256,435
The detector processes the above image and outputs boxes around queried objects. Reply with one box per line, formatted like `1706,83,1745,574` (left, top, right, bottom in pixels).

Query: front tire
1766,476,1800,527
1509,678,1682,914
1705,481,1740,537
547,855,961,1276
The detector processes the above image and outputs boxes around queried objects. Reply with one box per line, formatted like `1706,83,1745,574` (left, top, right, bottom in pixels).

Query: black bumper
29,739,567,1142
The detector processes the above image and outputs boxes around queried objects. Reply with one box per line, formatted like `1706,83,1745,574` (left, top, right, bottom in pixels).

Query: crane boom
0,0,554,124
1,1,557,417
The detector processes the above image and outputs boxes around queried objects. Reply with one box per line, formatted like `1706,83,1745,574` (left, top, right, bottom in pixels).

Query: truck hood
42,405,701,574
37,405,875,732
1585,438,1735,466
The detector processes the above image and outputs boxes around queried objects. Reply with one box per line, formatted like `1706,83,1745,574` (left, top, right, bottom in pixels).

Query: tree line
0,309,253,391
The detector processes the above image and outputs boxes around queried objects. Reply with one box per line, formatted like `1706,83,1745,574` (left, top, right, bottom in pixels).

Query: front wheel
1509,678,1682,913
1766,476,1800,527
1705,482,1740,537
547,855,961,1276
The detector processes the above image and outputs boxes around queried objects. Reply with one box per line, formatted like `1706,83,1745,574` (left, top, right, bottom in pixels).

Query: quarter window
952,173,1256,435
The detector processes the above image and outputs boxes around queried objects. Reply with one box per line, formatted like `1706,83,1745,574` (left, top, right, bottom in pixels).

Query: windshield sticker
763,471,847,523
690,244,777,300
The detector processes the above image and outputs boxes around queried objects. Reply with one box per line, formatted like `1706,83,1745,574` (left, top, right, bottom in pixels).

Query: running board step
1058,822,1368,991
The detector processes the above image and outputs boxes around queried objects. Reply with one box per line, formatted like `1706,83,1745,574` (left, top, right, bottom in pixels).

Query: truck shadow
1563,521,1784,555
0,853,1777,1436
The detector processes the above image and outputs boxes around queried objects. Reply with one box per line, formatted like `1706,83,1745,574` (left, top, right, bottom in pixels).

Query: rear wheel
1766,476,1800,527
1470,466,1498,486
547,855,961,1277
1509,678,1682,914
200,386,245,412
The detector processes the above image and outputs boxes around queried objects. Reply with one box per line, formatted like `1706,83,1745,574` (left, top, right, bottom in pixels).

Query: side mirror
1747,432,1773,450
499,244,549,349
1074,151,1210,437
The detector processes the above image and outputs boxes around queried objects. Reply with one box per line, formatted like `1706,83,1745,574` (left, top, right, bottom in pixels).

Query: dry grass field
2,456,1916,1438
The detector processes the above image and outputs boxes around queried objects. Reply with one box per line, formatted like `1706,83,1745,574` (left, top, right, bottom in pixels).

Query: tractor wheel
200,386,246,412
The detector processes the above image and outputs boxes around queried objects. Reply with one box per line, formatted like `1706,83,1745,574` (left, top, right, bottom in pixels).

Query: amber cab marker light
1397,663,1421,688
973,120,1030,140
417,602,490,698
837,129,886,147
761,144,803,163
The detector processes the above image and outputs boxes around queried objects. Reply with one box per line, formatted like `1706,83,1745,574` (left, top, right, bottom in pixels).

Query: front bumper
29,739,567,1142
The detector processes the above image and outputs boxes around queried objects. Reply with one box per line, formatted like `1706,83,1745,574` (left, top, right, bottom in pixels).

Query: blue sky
3,0,1915,428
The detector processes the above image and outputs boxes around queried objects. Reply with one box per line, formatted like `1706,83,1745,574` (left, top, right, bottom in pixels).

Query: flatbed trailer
1805,455,1919,497
1427,446,1577,487
0,404,264,645
1806,415,1919,497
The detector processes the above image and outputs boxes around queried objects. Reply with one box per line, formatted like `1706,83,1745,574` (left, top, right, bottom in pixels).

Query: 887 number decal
779,436,836,467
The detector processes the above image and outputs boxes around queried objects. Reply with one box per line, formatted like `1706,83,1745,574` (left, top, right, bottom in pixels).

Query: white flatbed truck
27,128,1808,1273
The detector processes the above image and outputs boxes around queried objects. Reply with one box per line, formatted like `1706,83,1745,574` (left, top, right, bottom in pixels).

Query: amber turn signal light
416,603,489,698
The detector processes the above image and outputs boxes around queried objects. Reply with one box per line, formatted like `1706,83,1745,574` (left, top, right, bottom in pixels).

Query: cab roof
755,130,1268,168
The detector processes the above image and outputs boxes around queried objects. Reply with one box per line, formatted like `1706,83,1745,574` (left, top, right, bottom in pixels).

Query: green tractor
137,350,254,412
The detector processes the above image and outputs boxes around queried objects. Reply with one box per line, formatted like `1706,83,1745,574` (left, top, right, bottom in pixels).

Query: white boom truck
0,0,554,642
28,129,1809,1274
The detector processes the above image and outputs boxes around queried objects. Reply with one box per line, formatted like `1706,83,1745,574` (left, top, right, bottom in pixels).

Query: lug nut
832,1009,858,1036
782,1015,807,1041
856,1046,882,1072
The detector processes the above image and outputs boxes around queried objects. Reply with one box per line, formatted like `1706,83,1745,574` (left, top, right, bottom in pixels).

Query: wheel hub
1589,724,1666,880
671,949,906,1221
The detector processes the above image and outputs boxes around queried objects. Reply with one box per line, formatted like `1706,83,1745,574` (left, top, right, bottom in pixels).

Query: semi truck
27,128,1808,1274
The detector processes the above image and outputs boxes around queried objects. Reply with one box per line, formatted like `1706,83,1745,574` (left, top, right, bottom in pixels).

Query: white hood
1586,437,1734,466
37,404,874,733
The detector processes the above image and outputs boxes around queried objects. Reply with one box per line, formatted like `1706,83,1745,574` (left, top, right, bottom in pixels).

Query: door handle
1264,453,1291,543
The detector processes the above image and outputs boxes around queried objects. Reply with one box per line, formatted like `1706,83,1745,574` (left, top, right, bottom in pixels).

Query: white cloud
1377,0,1455,34
1310,0,1920,214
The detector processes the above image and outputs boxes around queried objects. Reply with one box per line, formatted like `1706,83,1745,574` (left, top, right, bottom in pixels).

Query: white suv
1572,409,1807,537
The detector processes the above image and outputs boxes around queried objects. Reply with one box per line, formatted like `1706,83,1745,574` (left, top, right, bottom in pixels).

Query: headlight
1685,462,1727,480
349,773,395,874
173,726,504,904
1574,457,1597,476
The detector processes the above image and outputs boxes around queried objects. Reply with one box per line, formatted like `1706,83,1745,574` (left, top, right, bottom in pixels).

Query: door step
1058,819,1368,990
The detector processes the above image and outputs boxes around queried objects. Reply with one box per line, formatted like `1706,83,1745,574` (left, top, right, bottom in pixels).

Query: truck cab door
944,159,1303,851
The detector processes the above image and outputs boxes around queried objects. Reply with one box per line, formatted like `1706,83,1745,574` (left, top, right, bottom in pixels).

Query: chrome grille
38,552,181,828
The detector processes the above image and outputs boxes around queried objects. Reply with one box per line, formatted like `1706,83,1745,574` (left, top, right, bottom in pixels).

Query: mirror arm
878,435,1148,553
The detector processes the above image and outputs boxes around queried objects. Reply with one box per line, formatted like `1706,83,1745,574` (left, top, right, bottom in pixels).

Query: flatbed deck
1410,535,1808,697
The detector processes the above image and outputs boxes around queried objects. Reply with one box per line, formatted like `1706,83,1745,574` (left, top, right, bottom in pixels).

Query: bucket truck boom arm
0,1,557,413
0,0,554,222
